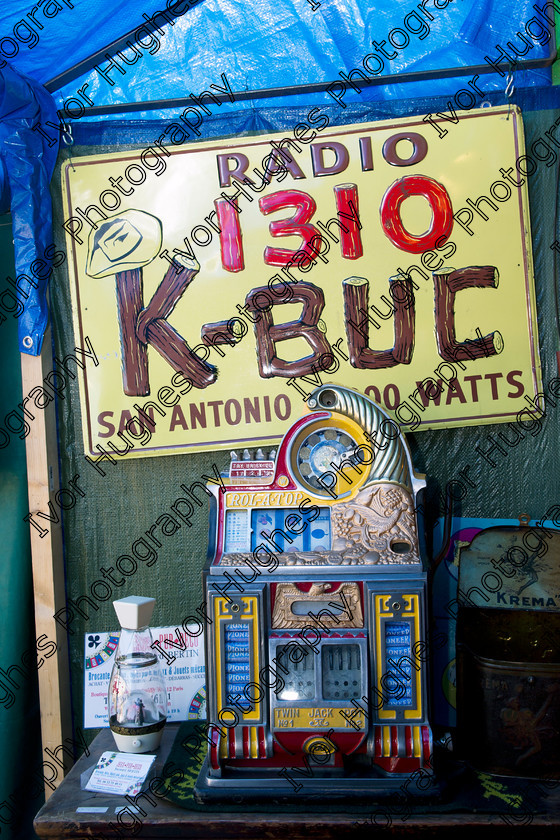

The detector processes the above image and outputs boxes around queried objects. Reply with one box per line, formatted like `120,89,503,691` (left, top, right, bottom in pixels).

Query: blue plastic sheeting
0,64,59,355
48,0,554,119
0,0,204,86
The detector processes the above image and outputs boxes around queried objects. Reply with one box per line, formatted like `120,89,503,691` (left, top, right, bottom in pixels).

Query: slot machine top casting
196,384,433,801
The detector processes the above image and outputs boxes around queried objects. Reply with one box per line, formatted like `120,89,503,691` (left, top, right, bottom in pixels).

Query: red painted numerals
259,189,322,267
216,176,453,270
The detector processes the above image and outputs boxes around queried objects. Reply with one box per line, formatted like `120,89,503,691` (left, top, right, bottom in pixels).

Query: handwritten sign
61,106,541,458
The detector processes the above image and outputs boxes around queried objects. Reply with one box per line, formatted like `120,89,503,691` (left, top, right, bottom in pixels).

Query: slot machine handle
428,483,455,585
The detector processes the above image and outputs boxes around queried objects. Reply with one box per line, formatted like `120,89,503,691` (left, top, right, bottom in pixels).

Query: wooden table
34,724,560,838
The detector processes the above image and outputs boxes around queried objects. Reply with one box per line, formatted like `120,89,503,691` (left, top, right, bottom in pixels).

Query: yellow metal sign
61,105,541,458
225,491,307,508
274,706,365,731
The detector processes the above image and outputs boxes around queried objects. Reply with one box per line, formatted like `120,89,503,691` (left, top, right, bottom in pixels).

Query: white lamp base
110,727,164,753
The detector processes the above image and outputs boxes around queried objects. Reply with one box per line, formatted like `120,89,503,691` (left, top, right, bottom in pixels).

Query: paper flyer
84,625,206,728
85,751,156,796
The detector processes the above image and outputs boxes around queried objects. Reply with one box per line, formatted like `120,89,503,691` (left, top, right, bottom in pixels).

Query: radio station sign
61,106,541,458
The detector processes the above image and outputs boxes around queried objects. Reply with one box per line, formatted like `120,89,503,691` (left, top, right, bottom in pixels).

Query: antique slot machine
195,384,434,800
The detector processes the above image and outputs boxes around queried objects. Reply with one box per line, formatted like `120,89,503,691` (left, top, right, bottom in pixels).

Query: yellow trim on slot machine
382,726,391,757
245,596,261,722
375,595,396,721
303,735,338,756
376,593,423,720
214,595,261,723
413,726,422,758
250,726,259,758
289,414,373,501
273,706,366,730
402,594,422,720
214,596,226,721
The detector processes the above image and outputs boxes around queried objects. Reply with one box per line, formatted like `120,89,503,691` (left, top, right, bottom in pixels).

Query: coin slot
291,601,345,616
318,389,337,408
391,541,411,554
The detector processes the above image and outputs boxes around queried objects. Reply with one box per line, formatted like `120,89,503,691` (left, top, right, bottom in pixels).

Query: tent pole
53,55,556,120
21,325,73,798
44,0,205,94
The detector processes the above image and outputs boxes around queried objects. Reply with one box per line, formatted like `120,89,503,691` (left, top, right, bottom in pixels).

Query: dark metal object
47,23,557,118
458,646,560,779
44,0,206,94
57,57,556,119
456,527,560,779
429,484,455,584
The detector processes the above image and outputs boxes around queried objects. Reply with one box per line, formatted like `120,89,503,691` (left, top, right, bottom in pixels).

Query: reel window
275,645,315,701
321,644,362,701
274,641,363,702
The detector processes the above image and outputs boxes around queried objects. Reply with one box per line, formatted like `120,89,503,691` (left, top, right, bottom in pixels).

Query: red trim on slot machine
422,725,432,764
374,727,382,758
210,729,220,771
258,726,266,757
391,726,399,757
405,725,413,758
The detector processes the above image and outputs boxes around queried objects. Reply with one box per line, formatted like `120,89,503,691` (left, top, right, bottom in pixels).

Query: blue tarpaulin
0,64,59,355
